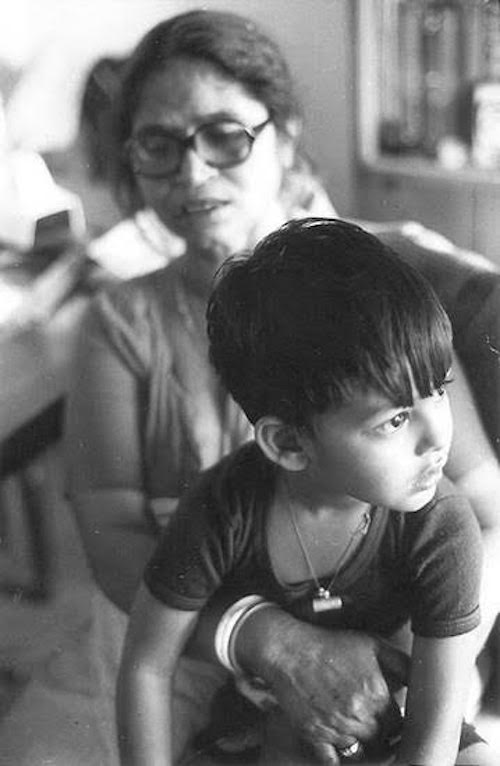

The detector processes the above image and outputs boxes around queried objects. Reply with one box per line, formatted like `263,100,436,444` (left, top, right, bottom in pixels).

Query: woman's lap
90,588,228,765
0,588,226,766
258,710,498,766
4,586,494,765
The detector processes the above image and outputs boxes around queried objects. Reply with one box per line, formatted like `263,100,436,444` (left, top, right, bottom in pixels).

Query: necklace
287,498,372,613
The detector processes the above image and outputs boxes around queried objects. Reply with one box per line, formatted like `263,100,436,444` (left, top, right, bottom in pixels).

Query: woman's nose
175,146,217,185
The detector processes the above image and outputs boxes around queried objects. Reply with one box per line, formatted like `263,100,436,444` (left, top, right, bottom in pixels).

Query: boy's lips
412,456,447,492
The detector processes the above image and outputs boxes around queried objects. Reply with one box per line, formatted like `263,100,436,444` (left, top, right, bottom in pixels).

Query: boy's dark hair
207,218,453,426
111,9,301,214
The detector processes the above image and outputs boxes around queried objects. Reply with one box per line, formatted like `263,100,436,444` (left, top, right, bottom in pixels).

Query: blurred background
0,0,355,240
3,1,500,262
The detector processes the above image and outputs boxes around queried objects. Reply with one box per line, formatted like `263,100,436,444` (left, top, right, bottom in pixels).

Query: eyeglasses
127,117,272,178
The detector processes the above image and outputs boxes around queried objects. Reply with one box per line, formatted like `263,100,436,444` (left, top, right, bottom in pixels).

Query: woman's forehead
132,57,268,131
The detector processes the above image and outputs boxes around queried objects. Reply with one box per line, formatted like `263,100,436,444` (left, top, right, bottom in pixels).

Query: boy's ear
254,416,309,471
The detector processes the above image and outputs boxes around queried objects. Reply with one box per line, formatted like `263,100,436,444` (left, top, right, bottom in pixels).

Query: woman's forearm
231,605,407,749
477,525,500,647
230,603,296,679
451,458,500,649
71,487,257,664
71,489,157,613
93,528,156,613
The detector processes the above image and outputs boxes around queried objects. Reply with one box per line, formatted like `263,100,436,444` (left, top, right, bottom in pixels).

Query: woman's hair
110,9,302,214
207,218,453,427
80,56,125,181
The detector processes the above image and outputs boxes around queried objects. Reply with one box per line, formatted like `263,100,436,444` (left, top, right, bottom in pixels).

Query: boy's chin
395,486,438,513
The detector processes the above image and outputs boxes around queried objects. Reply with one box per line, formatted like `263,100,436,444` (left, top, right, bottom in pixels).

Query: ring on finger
337,739,364,760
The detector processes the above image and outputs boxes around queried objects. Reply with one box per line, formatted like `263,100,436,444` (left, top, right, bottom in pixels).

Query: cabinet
0,295,87,602
354,0,500,266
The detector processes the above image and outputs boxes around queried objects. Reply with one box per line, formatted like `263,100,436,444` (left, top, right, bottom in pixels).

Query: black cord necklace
287,497,372,613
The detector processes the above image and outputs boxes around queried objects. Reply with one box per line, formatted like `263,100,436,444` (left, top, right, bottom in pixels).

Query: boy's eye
375,410,410,435
436,372,454,397
432,377,453,399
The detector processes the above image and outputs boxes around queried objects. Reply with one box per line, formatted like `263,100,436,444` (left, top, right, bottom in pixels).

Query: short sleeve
143,463,238,610
404,488,482,638
143,444,269,610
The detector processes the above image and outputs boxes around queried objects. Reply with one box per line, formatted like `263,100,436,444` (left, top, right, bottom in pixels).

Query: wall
1,0,356,216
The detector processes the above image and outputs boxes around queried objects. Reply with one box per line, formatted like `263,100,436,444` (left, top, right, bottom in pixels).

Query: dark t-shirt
144,443,482,639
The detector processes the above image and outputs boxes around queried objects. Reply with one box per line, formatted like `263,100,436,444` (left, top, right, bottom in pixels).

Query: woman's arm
65,302,253,664
71,489,157,612
395,631,478,766
233,604,407,756
117,584,198,766
446,354,500,647
65,300,158,611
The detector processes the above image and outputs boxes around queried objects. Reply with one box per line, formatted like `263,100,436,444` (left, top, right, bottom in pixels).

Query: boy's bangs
359,297,453,407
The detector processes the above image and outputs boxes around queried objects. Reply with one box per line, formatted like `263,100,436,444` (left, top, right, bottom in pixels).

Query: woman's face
130,57,293,266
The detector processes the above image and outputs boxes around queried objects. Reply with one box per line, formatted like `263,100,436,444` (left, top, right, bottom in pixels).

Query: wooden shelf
354,1,500,266
359,156,500,187
0,295,87,442
354,1,500,184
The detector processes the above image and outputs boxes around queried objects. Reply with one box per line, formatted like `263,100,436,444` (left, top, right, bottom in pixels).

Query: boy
117,219,493,765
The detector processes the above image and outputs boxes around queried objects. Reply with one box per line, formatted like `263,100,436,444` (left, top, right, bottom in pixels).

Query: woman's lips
181,199,229,216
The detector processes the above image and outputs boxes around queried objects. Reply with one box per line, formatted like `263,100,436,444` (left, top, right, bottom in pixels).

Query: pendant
312,588,343,613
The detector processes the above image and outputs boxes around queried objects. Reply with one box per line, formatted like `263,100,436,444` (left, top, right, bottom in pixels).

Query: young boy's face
303,381,453,512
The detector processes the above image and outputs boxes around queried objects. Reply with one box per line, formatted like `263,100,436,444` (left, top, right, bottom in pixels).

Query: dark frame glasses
126,117,272,178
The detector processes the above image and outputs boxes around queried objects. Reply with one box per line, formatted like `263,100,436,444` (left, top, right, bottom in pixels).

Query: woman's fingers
376,639,410,690
301,737,341,765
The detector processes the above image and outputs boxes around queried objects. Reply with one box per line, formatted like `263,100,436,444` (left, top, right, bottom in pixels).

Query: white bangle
214,595,276,674
228,600,277,675
215,595,264,672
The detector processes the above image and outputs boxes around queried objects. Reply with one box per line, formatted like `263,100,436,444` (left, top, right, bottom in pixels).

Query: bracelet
214,595,276,674
228,599,277,674
215,595,264,672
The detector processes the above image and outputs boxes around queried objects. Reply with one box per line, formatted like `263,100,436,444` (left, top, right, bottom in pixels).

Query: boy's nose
415,404,452,456
175,147,217,185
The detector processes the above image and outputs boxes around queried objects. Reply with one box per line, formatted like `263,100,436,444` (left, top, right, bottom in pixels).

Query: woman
66,9,500,765
68,8,337,609
66,10,345,764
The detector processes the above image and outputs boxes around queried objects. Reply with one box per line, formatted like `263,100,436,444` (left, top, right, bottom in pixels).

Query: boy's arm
395,630,478,766
116,583,199,766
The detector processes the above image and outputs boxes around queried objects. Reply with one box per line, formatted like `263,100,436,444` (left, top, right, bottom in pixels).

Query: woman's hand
236,607,408,762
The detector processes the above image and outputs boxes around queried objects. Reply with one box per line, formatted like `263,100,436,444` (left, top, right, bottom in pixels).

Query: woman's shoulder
88,209,184,280
283,157,337,220
90,255,181,318
78,262,185,375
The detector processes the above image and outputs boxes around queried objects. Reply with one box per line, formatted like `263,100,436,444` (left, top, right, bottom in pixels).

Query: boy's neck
277,469,371,519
